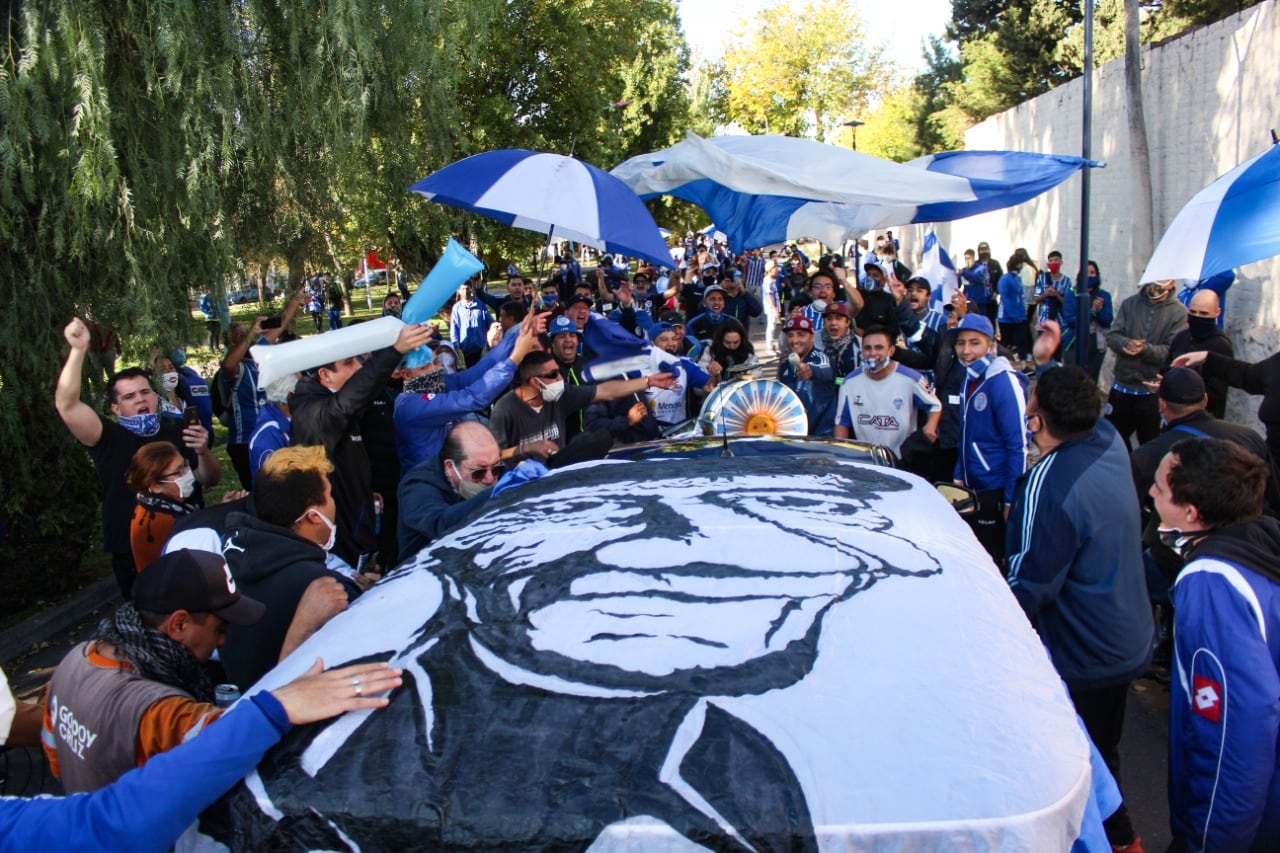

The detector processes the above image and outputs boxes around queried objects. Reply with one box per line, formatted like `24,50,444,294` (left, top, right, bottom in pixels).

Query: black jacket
289,347,401,567
220,511,360,689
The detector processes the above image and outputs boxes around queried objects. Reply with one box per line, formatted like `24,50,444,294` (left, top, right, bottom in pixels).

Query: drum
697,378,808,437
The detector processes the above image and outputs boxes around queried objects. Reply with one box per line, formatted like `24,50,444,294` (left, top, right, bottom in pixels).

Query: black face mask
1187,315,1218,339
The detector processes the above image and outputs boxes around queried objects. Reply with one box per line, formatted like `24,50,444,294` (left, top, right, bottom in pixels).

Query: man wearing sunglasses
490,351,678,469
398,421,506,558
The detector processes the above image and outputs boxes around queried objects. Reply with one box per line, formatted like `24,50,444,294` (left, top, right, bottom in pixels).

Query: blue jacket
996,272,1026,323
1169,517,1280,851
960,264,992,307
394,332,518,471
1,692,290,853
778,347,836,436
1005,418,1153,690
449,299,493,355
248,402,291,483
397,456,491,559
954,356,1027,502
177,365,214,434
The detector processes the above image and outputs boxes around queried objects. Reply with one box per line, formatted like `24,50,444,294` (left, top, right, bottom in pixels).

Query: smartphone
261,316,283,330
183,406,200,428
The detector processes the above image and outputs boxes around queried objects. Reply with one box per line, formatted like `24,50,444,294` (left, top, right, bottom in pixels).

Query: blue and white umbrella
613,133,1092,252
1140,143,1280,283
409,150,675,269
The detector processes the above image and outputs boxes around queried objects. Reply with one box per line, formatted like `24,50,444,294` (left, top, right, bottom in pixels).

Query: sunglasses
457,461,506,482
537,369,560,380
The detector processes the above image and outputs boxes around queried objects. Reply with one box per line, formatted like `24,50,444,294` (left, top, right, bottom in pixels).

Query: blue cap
952,314,995,338
548,315,581,337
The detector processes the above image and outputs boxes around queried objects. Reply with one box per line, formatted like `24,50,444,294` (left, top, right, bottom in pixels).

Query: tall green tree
0,0,690,586
713,0,891,142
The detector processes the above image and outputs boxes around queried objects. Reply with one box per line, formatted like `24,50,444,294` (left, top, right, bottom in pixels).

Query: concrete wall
897,0,1278,426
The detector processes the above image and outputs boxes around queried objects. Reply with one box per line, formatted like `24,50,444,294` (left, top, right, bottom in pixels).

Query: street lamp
843,119,864,151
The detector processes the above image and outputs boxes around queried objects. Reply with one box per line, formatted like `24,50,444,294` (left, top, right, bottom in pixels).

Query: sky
676,0,952,76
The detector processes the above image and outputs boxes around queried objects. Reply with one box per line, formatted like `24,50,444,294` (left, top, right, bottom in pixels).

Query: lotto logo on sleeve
1192,674,1222,724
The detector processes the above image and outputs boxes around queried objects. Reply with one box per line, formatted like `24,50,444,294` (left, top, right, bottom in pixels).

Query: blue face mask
1087,276,1100,290
706,310,724,324
965,354,994,382
118,412,160,437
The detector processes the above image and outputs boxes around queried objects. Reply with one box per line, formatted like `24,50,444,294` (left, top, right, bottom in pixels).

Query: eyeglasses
457,461,506,482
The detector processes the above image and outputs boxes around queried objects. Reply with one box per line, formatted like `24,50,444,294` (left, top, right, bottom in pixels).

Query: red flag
365,250,387,270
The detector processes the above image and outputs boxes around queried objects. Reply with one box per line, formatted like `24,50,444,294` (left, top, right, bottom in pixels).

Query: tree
713,0,891,142
0,0,690,604
856,86,925,162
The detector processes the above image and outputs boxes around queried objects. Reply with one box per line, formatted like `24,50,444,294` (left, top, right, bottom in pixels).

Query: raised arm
55,318,104,447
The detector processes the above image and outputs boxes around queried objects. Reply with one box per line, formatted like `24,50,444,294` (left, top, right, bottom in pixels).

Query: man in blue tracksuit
1007,365,1152,852
777,315,836,436
1149,437,1280,851
951,314,1027,565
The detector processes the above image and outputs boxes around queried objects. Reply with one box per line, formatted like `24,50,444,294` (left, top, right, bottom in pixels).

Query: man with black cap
1131,368,1277,601
43,549,266,793
975,241,1003,324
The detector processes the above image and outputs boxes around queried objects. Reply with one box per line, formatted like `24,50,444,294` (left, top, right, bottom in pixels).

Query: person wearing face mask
1161,289,1233,419
394,310,543,472
833,326,941,464
1079,261,1114,382
126,443,199,572
1031,250,1072,327
398,422,510,559
489,352,677,468
220,446,364,690
950,314,1028,565
1007,364,1152,853
1148,438,1280,852
56,318,220,600
1107,279,1189,448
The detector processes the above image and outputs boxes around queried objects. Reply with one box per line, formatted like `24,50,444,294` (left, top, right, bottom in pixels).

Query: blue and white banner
1141,143,1280,283
918,229,960,310
613,133,1091,253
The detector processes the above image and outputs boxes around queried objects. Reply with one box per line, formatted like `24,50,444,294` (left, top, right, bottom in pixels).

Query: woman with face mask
125,442,198,571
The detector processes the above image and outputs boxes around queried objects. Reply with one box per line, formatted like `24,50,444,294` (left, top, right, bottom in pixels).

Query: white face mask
811,299,828,313
161,372,180,391
164,469,196,499
539,377,566,403
437,352,456,373
448,460,490,500
302,507,337,551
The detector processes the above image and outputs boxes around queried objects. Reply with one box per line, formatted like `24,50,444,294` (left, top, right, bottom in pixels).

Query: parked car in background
352,269,388,289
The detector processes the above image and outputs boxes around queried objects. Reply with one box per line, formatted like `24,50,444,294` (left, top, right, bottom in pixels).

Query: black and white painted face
426,456,941,693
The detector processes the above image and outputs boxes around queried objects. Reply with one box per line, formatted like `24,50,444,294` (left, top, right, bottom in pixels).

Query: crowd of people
8,230,1277,851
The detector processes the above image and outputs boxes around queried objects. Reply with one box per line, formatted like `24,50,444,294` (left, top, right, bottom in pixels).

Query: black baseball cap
134,549,265,626
1159,367,1207,405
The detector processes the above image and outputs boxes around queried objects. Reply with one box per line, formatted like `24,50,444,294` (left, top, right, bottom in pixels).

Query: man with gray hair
248,372,299,483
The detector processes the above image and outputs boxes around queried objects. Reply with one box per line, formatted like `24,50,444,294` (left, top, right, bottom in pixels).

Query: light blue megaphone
401,238,485,368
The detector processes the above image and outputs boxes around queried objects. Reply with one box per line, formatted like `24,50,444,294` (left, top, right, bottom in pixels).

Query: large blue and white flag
1141,143,1280,283
919,229,960,310
612,133,1090,253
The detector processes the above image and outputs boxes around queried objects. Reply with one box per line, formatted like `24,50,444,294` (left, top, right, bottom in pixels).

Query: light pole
1076,2,1094,368
843,119,864,152
843,120,866,269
